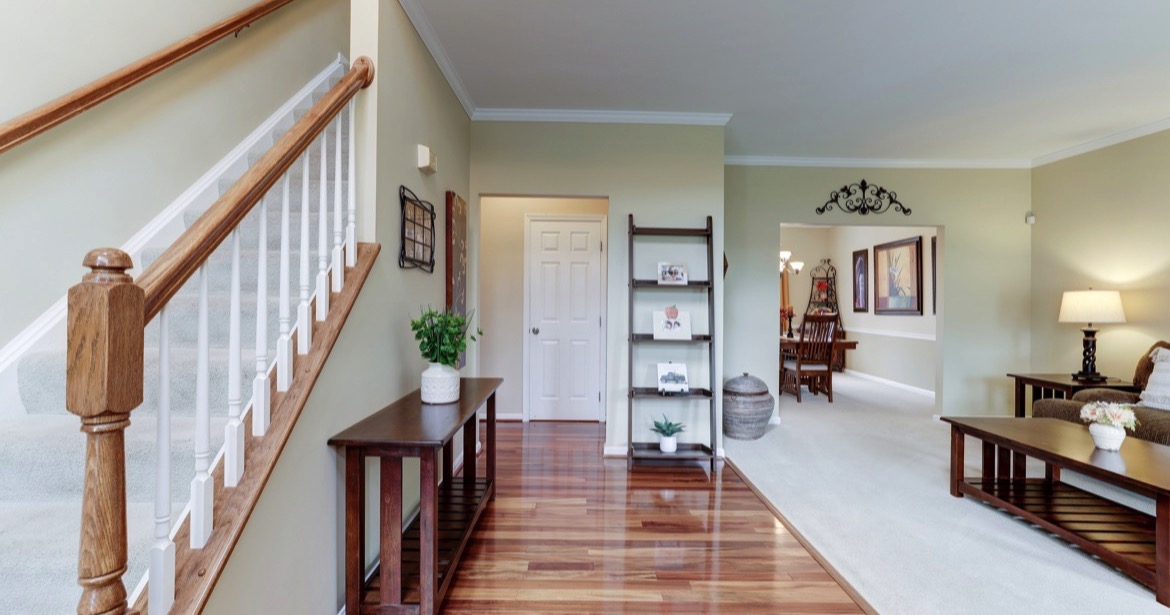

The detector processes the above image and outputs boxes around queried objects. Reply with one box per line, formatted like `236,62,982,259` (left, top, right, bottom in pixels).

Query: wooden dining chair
780,313,838,402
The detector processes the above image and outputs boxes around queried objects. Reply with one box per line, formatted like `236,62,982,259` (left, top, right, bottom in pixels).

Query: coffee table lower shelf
960,478,1156,589
359,477,493,613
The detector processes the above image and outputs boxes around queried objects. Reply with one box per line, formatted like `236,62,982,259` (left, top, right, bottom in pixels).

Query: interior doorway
779,223,943,405
479,197,609,421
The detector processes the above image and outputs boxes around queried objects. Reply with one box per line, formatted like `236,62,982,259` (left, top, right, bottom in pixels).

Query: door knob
531,327,540,335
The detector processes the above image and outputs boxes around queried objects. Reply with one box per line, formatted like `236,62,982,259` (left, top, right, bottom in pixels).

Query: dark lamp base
1071,371,1107,383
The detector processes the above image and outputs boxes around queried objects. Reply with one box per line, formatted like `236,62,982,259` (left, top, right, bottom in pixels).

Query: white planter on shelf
421,362,460,404
659,436,678,454
1089,422,1126,451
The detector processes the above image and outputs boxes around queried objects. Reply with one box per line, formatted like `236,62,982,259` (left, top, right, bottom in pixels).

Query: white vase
659,435,677,454
420,362,460,404
1089,422,1126,451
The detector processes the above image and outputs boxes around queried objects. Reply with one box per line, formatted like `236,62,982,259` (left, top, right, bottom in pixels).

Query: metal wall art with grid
399,185,435,272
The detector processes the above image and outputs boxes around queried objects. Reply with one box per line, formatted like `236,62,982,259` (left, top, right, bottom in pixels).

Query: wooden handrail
137,56,374,322
0,0,299,156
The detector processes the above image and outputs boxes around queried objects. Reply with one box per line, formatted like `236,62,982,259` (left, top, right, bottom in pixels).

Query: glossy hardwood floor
442,421,864,614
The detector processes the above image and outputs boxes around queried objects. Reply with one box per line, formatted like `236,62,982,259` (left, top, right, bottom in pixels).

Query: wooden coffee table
942,417,1170,605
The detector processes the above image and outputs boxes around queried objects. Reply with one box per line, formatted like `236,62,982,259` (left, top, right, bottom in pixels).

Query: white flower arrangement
1080,402,1139,432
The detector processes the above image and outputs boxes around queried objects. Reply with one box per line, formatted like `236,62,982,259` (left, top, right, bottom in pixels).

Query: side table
329,377,502,615
1006,372,1137,418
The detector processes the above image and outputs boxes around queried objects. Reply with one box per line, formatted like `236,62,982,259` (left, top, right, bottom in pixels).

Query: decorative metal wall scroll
816,179,911,216
399,185,436,272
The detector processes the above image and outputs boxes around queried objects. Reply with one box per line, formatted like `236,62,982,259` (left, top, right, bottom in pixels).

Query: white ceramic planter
659,435,678,454
1089,422,1126,451
421,362,460,404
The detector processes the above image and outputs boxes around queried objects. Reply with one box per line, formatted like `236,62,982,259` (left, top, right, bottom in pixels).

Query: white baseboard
844,369,936,398
769,415,782,425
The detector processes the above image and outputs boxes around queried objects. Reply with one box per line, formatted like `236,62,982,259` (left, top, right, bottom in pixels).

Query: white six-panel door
527,218,604,421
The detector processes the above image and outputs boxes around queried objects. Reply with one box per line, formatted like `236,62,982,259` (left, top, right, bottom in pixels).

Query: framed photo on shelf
874,236,923,315
657,262,688,285
652,307,692,340
852,248,869,313
656,363,689,393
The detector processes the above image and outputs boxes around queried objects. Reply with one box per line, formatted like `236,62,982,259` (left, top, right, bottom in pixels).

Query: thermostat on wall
417,144,438,175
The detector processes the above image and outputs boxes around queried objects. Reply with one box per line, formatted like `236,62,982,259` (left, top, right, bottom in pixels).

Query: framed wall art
446,190,469,367
852,248,869,313
931,236,937,315
399,185,435,272
657,262,688,285
873,236,923,315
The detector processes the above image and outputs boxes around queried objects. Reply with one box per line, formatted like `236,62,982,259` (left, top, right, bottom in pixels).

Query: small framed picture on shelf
657,362,689,393
652,305,692,340
657,262,688,285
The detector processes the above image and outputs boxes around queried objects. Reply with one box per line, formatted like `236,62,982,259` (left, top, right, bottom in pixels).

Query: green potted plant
410,307,481,403
651,414,685,453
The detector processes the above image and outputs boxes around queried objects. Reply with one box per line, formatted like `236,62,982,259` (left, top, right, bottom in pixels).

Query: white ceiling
404,0,1170,167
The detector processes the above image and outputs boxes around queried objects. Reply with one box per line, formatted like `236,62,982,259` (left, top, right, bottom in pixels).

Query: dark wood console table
329,377,502,615
1006,372,1136,418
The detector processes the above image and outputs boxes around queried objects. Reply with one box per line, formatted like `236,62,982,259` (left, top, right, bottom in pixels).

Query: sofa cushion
1140,347,1170,410
1033,397,1170,447
1132,340,1170,391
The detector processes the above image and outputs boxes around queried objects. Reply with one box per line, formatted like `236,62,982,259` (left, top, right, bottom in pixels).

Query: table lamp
1058,289,1125,382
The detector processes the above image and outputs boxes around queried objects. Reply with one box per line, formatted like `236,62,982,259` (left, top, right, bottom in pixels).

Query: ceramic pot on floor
660,435,677,454
421,362,460,403
1089,422,1126,451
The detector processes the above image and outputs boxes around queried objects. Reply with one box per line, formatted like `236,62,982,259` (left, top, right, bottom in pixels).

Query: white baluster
346,100,356,267
191,266,214,548
297,150,313,353
225,228,244,487
254,195,271,434
277,175,293,391
316,128,330,321
149,306,174,614
332,114,344,292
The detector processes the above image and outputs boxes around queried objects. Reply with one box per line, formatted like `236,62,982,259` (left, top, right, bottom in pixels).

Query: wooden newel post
66,248,144,615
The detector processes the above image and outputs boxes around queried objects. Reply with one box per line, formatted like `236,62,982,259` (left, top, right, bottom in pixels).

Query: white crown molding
724,155,1031,169
398,0,476,117
1032,115,1170,167
474,108,732,126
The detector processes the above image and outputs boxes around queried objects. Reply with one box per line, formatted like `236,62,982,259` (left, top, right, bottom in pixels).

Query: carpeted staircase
0,73,348,614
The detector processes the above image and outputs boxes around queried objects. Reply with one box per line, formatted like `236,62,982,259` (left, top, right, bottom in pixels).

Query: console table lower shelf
361,478,492,609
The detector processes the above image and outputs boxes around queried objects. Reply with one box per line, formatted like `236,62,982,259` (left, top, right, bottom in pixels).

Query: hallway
441,421,864,613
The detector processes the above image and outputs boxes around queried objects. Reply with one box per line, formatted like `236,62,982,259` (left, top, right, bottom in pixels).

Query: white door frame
522,214,609,422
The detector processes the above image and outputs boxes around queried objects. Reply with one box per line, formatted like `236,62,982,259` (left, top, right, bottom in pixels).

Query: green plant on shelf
651,415,685,437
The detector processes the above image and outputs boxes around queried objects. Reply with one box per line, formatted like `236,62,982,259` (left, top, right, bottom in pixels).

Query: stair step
0,415,211,504
19,345,267,416
138,245,325,292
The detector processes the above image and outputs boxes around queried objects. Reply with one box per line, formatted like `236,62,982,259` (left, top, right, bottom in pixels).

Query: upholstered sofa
1033,341,1170,445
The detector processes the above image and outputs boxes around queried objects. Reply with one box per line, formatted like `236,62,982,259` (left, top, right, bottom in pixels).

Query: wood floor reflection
442,421,864,614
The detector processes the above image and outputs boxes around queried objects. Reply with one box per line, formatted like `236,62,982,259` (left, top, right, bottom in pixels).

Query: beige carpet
725,373,1168,615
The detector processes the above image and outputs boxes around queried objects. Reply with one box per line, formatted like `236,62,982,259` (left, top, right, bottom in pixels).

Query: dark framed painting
445,191,468,365
852,249,869,312
931,236,937,315
873,236,923,315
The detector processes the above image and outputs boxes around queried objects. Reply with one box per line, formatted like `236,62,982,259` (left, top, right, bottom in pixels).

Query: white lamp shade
1058,290,1126,325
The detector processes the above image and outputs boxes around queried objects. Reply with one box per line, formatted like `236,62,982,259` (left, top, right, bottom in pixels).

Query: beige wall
0,0,349,348
1031,129,1170,380
479,197,609,418
470,122,725,451
725,167,1031,416
204,1,471,612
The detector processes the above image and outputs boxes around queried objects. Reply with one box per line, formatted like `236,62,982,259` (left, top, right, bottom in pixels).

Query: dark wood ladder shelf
627,214,717,471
